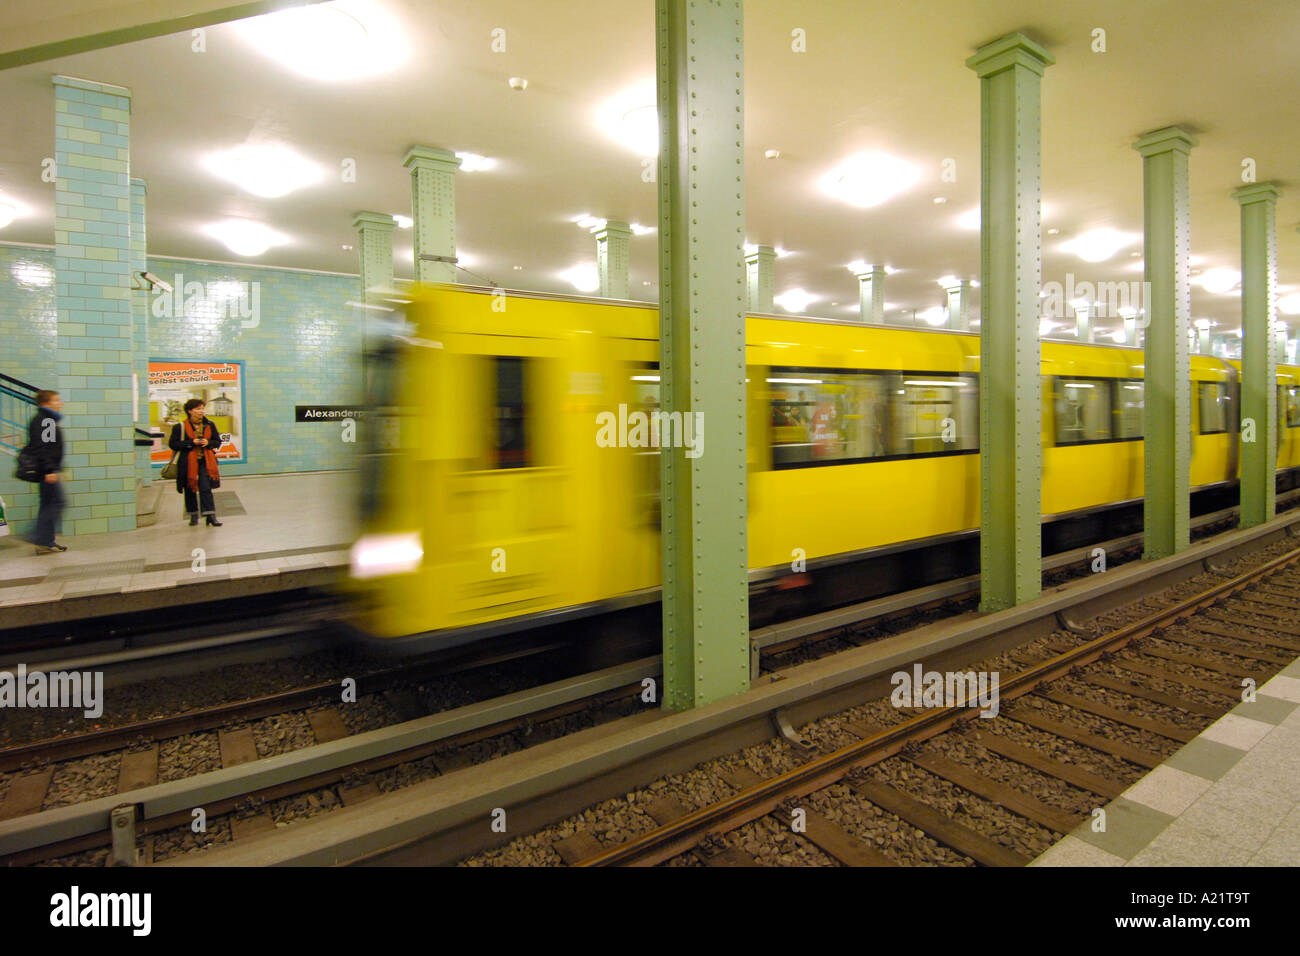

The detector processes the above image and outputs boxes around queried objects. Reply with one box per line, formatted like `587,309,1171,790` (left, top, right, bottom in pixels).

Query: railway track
534,545,1300,867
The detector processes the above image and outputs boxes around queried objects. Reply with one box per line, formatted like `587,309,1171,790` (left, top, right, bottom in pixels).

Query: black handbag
14,446,41,482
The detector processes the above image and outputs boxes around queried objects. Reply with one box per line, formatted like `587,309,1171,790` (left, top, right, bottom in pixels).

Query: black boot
206,515,223,527
189,514,198,526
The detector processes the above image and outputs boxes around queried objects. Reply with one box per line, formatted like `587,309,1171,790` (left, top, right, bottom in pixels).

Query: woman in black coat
168,398,223,526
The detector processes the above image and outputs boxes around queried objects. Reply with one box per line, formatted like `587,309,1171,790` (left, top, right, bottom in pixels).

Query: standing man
29,389,67,554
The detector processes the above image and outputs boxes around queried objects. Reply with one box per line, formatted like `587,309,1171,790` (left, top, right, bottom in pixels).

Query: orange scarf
184,418,220,491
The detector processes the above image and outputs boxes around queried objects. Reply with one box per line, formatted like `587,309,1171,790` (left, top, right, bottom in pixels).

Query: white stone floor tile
1199,713,1276,751
1259,675,1300,705
1122,765,1214,817
1032,835,1126,867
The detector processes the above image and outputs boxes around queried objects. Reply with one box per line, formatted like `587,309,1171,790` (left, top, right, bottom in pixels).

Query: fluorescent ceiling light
820,152,919,208
204,143,322,198
1062,227,1139,263
904,379,966,388
768,377,824,385
236,1,408,82
1197,268,1241,294
559,264,600,293
1278,293,1300,315
393,214,412,229
774,289,817,313
203,219,288,257
918,306,948,326
598,83,659,157
455,152,495,172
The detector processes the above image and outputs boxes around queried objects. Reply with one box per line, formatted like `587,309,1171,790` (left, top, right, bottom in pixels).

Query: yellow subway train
349,284,1300,643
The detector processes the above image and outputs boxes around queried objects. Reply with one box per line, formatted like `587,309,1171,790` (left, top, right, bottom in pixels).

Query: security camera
139,271,173,294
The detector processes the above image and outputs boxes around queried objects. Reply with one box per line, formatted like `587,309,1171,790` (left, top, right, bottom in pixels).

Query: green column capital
1233,181,1282,206
593,220,632,243
1132,126,1197,158
965,32,1054,78
402,145,461,174
353,211,398,232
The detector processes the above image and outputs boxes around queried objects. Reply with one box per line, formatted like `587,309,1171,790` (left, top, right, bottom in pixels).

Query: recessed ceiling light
597,83,659,157
1047,228,1060,236
0,201,16,229
236,1,408,82
774,289,817,313
764,149,781,159
512,264,523,271
341,244,353,250
936,275,960,288
642,280,652,286
1062,228,1139,263
559,263,599,293
204,219,288,257
918,306,948,326
884,265,900,275
392,214,413,229
455,152,495,172
774,247,793,258
456,251,474,269
933,197,948,204
820,152,919,208
846,260,870,274
508,76,528,90
574,215,606,230
1130,250,1142,257
629,222,656,236
1278,293,1300,315
1198,268,1241,294
204,143,322,198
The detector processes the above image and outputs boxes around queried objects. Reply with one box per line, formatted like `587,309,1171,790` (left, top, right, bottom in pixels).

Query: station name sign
295,405,367,422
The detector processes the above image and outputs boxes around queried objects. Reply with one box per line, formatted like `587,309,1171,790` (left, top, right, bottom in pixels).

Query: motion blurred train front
348,284,1300,643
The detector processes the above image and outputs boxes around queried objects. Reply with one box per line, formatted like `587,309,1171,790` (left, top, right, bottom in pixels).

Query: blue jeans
32,479,65,547
184,468,215,517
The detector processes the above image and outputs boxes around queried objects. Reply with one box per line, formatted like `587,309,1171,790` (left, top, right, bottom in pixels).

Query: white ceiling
0,0,1297,336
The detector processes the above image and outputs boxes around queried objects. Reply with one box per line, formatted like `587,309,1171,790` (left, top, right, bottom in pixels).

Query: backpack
14,445,41,482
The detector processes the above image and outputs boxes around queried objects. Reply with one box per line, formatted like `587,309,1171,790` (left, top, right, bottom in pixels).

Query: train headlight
350,533,423,578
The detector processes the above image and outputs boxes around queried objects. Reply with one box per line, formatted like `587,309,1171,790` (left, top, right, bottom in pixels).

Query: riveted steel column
945,279,972,331
353,212,396,304
1075,304,1093,343
595,220,632,299
1235,182,1281,528
967,34,1052,611
1134,127,1196,559
402,147,460,283
656,0,748,709
856,265,885,324
745,244,775,313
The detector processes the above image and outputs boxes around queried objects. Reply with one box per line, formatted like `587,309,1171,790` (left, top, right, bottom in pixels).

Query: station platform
0,471,355,628
1033,662,1300,867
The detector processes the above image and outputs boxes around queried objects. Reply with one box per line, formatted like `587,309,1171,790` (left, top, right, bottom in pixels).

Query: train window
491,356,529,468
887,374,978,456
1054,378,1113,444
1198,382,1230,434
1114,380,1144,439
627,364,661,528
1285,386,1300,428
769,367,976,468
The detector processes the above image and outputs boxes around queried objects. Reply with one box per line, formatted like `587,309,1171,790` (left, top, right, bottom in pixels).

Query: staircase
0,372,37,456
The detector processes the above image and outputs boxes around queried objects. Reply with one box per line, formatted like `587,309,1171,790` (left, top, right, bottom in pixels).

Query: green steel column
945,279,971,331
1134,127,1196,559
130,177,149,485
856,265,885,324
967,34,1053,611
1075,304,1093,343
1235,182,1281,528
353,212,396,304
745,244,775,313
595,220,632,299
656,0,748,710
402,146,460,284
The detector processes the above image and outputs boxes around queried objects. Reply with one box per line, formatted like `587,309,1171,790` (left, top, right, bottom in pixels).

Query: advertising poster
148,359,247,464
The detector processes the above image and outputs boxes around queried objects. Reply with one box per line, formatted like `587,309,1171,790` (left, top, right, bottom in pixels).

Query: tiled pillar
1134,126,1196,559
1074,304,1093,342
744,244,775,313
1234,182,1281,528
53,75,136,535
855,264,885,324
130,177,149,485
594,220,632,299
402,146,460,284
353,212,396,304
